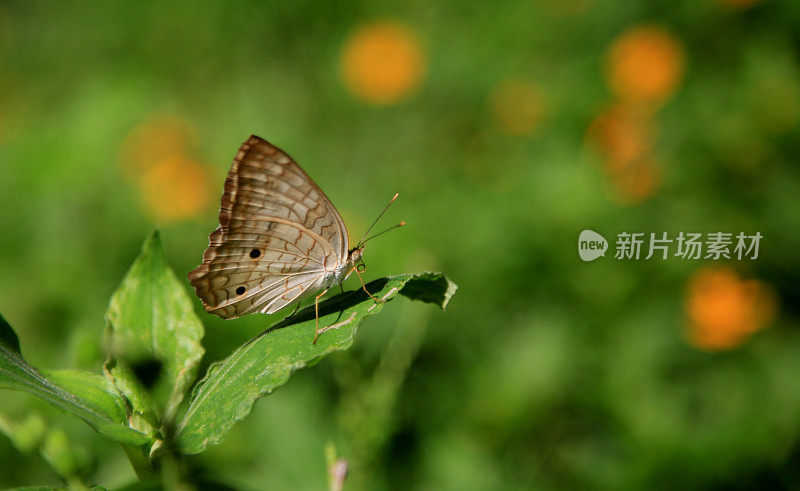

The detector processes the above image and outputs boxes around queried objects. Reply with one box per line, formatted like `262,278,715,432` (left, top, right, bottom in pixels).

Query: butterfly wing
188,135,349,318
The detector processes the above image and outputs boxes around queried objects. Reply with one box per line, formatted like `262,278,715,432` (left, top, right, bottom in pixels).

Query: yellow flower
341,21,426,105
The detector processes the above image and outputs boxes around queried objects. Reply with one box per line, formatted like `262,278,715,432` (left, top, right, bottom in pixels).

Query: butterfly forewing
188,135,349,318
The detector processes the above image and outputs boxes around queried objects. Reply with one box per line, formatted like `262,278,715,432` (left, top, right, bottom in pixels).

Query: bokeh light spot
685,267,776,351
751,76,800,135
489,79,547,136
120,116,213,222
606,158,661,204
139,155,213,222
587,104,661,204
341,21,426,105
605,26,685,107
586,103,655,170
120,116,197,176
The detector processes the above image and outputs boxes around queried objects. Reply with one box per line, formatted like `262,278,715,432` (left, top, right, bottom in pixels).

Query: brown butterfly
188,135,402,342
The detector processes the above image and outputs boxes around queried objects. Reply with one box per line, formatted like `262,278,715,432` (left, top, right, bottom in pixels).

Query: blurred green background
2,0,800,489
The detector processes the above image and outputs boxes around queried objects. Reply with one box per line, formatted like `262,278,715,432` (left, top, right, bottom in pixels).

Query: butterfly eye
250,249,261,258
236,286,246,295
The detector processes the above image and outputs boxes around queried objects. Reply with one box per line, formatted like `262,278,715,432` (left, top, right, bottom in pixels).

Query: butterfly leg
312,288,329,344
354,266,386,303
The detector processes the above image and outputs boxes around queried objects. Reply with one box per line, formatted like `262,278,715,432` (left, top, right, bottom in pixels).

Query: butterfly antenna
362,221,406,244
358,193,400,247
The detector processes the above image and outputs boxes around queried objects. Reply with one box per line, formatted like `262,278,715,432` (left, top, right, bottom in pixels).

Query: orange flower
605,26,685,107
489,79,547,136
341,22,426,105
686,267,776,351
139,155,213,222
120,116,213,222
586,103,655,170
586,104,661,204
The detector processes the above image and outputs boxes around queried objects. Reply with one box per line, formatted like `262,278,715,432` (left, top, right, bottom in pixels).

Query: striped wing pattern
188,135,349,318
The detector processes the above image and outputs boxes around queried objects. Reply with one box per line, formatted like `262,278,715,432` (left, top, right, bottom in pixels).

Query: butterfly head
348,246,364,266
343,246,367,281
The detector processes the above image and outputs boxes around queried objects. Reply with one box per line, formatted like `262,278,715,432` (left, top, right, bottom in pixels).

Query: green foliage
0,412,95,488
104,229,205,433
3,1,800,488
0,313,151,447
0,232,456,486
175,272,455,454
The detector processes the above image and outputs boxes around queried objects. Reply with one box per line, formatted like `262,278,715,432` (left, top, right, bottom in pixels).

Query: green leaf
102,361,160,437
0,313,151,446
398,272,458,310
174,272,456,454
105,230,205,422
40,370,131,432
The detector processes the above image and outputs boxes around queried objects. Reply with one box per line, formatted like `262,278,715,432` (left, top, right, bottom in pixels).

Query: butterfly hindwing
188,135,349,318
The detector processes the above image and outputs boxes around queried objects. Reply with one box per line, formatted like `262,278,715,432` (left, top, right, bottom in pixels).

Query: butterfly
188,135,403,342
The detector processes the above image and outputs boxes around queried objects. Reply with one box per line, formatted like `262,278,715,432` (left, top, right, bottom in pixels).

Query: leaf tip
143,228,163,251
0,312,21,354
399,272,458,310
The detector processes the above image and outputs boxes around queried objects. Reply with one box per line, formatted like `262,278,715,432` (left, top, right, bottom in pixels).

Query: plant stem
121,443,157,483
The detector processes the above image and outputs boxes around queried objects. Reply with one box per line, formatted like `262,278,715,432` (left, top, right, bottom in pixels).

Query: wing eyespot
250,249,261,258
236,286,246,295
